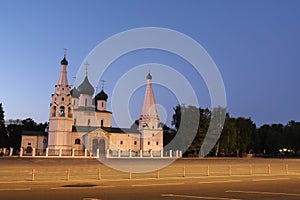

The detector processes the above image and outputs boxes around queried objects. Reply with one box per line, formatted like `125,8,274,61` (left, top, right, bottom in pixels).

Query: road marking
51,185,115,190
198,180,242,184
0,188,31,191
161,194,242,200
252,178,289,182
132,182,184,187
82,198,101,200
226,190,300,197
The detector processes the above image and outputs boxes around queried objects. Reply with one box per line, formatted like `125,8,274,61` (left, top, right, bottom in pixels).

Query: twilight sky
0,0,300,127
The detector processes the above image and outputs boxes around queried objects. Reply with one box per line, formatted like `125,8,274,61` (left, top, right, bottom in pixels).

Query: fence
2,147,182,158
0,162,298,182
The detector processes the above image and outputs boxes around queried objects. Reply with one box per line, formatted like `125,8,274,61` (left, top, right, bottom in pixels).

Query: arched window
74,118,77,125
156,141,159,145
101,120,104,127
75,138,81,144
134,141,137,145
120,141,123,145
102,102,104,108
59,106,65,117
87,119,91,126
85,98,87,107
62,97,64,101
148,141,150,145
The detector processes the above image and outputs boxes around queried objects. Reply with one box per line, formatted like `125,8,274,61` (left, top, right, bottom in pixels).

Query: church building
45,54,163,156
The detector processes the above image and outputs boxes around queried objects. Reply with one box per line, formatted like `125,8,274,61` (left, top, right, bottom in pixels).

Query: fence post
59,149,62,157
72,148,75,157
169,150,172,158
84,149,88,157
228,165,232,176
32,168,35,181
9,147,13,156
161,149,164,158
106,149,110,158
19,148,23,157
268,164,271,175
32,148,36,157
98,167,101,180
3,148,6,156
150,150,153,158
118,149,121,158
249,165,253,175
285,164,289,174
66,168,70,181
46,148,49,157
97,148,100,158
207,165,210,176
129,150,132,158
140,150,143,158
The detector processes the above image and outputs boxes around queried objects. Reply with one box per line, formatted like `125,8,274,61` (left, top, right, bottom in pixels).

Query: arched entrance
26,146,32,155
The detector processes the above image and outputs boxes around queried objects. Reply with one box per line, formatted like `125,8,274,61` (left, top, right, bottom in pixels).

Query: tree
7,118,48,153
0,103,8,148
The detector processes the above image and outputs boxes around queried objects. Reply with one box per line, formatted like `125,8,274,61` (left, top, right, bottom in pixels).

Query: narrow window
134,141,137,145
101,120,104,127
74,118,77,125
87,119,91,126
62,97,64,101
102,102,104,107
156,141,159,145
85,98,87,106
120,141,123,145
148,141,150,145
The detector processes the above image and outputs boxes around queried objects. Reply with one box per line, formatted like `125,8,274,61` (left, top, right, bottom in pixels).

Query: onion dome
70,87,80,98
77,76,94,95
95,90,108,101
61,56,68,65
146,72,152,80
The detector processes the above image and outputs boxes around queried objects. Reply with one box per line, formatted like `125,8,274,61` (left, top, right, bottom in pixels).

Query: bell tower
48,54,73,151
139,71,163,151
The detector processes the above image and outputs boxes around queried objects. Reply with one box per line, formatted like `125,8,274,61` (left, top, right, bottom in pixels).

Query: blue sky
0,0,300,127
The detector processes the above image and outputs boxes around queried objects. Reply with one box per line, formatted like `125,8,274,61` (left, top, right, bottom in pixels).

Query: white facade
45,55,163,155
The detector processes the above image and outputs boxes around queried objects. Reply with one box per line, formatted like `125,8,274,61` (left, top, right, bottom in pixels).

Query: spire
140,71,159,128
58,53,69,86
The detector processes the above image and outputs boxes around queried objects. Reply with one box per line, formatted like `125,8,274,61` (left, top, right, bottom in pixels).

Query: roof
21,131,47,136
72,126,140,134
61,56,68,65
70,87,80,98
95,90,108,101
102,127,140,134
77,76,94,95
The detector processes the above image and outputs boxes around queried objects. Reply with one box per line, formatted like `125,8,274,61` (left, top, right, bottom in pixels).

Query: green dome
61,57,68,65
70,87,80,98
95,90,108,101
77,76,94,95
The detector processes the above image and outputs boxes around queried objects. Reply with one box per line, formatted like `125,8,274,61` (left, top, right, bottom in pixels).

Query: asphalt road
0,175,300,200
0,158,299,200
